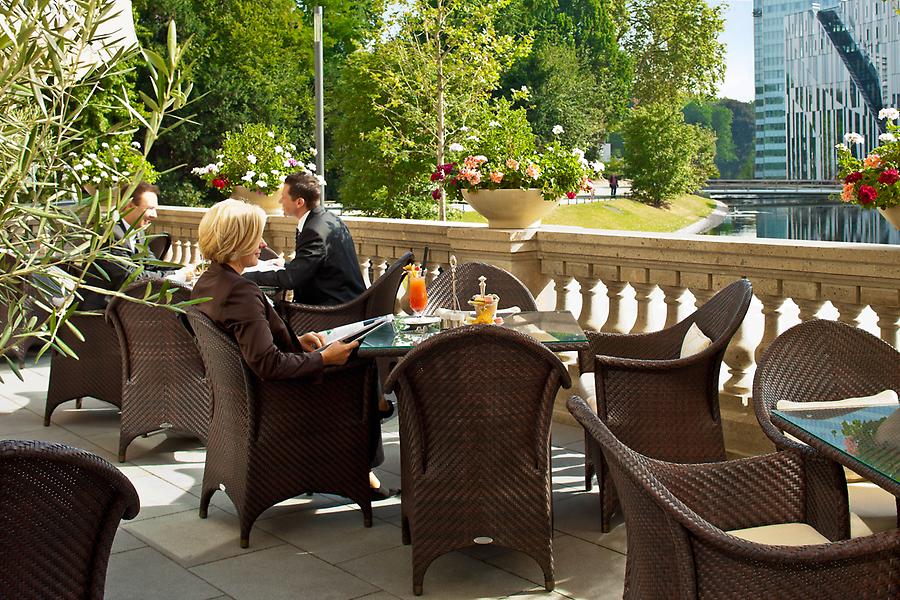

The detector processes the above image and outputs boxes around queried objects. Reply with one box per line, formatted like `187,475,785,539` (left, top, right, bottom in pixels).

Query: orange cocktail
408,271,428,315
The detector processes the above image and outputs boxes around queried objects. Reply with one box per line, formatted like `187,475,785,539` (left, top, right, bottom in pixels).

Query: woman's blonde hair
198,199,266,264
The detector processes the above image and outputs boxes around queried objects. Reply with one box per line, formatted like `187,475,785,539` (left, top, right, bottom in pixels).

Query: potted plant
193,123,314,214
64,139,159,194
431,102,598,228
836,108,900,229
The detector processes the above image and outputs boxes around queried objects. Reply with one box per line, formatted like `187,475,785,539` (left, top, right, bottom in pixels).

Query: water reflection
706,197,900,245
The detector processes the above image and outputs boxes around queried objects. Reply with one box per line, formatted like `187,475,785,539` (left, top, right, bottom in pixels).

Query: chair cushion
726,522,830,546
776,389,898,412
680,322,712,358
849,482,897,534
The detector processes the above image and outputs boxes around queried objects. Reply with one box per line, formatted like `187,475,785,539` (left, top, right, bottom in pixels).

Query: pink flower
490,171,503,184
879,168,900,185
525,163,541,179
431,188,442,200
864,154,883,169
506,158,519,170
566,191,576,199
430,171,444,182
463,156,480,170
440,163,456,174
841,183,856,202
858,184,878,204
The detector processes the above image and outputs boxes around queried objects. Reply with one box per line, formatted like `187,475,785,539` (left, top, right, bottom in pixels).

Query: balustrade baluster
794,298,825,322
723,317,755,399
192,241,202,265
659,285,687,329
372,258,388,282
833,301,866,328
575,276,602,331
171,240,183,265
691,288,715,308
552,275,575,312
601,281,629,333
872,305,900,348
755,294,786,364
358,257,372,288
630,283,656,333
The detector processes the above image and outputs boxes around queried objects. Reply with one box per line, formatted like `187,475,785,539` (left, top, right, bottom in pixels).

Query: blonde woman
191,199,396,499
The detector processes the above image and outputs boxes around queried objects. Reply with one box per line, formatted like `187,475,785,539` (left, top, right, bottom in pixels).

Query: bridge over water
702,179,840,200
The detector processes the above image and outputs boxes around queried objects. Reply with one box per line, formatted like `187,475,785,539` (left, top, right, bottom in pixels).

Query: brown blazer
191,262,323,380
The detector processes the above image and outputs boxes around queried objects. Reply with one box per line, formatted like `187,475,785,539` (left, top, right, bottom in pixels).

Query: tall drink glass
408,271,428,316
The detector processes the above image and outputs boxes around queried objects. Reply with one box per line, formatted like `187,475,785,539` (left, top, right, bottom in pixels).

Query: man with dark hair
244,172,365,305
79,182,184,309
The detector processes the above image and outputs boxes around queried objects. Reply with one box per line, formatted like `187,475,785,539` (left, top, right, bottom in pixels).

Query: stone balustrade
152,206,900,457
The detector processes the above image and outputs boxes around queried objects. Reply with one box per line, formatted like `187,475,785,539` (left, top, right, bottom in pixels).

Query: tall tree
332,0,530,219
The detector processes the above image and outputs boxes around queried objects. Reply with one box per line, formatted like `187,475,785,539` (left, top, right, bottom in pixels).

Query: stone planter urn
462,188,559,229
878,206,900,229
231,185,283,215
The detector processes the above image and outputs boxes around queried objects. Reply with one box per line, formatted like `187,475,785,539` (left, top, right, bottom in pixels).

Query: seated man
243,172,365,305
79,182,184,310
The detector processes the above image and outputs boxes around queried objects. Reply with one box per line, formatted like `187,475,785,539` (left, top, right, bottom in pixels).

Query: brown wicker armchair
424,261,537,313
384,325,571,596
753,319,900,525
277,251,413,334
147,232,171,261
45,313,122,425
107,280,212,462
0,440,140,600
186,308,378,548
568,395,900,599
579,278,752,532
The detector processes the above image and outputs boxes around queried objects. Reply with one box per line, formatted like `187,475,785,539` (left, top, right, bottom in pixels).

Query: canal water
706,195,900,245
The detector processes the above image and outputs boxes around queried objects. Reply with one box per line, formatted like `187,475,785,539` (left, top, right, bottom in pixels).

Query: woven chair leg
361,500,373,528
600,462,616,533
117,434,136,463
198,487,215,519
75,398,83,409
584,431,595,491
401,514,411,545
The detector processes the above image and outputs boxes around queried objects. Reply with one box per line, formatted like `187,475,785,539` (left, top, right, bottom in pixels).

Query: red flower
440,162,456,174
212,177,227,190
844,171,863,184
566,191,577,199
448,177,458,187
858,184,878,204
430,171,444,182
879,169,900,185
431,188,442,200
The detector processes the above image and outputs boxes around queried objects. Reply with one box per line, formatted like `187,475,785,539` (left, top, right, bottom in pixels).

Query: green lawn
456,194,716,232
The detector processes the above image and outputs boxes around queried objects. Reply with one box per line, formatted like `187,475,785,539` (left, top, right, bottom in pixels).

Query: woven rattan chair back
581,278,753,532
45,313,122,425
0,440,140,600
186,308,377,548
106,280,211,461
754,319,900,450
148,232,171,261
425,261,537,313
258,246,279,261
384,325,571,595
278,251,413,334
568,395,900,599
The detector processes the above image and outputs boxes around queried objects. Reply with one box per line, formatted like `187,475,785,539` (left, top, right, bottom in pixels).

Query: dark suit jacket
79,219,165,310
244,207,365,305
191,262,323,380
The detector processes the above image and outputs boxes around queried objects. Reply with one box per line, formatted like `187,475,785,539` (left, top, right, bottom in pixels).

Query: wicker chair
148,232,171,261
579,278,752,532
568,395,900,599
278,251,413,334
753,318,900,526
384,325,571,596
0,440,140,600
45,313,122,425
424,261,537,313
186,308,378,548
107,280,212,462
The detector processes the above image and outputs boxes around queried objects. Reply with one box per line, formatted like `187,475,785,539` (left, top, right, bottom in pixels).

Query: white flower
307,163,317,172
216,153,224,159
288,144,297,151
68,152,77,157
113,157,120,163
123,171,130,177
131,141,141,148
844,132,864,145
572,148,585,160
101,142,109,148
82,160,92,167
247,154,257,164
466,135,479,141
258,171,268,178
879,108,900,121
271,169,280,176
206,163,219,173
590,160,605,173
267,131,275,138
552,125,564,135
279,175,287,183
87,153,97,159
113,145,121,150
274,145,284,154
99,171,107,178
92,176,101,183
520,85,528,92
256,180,267,188
879,133,897,143
308,147,316,156
111,175,119,182
242,170,256,182
216,162,224,168
489,120,500,127
835,143,847,150
315,175,327,187
283,159,294,168
474,155,488,163
448,143,464,152
73,164,84,171
459,126,469,132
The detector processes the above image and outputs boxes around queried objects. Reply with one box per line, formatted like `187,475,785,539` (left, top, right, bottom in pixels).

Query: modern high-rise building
753,0,839,179
784,1,900,179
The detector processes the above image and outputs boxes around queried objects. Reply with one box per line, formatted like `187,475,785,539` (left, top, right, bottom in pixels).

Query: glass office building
784,1,900,179
753,0,839,179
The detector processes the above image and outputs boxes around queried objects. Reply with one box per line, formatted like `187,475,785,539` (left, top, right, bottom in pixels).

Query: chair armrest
578,329,682,372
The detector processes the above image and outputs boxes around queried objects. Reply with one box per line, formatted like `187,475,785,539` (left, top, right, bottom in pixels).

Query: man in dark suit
243,172,365,305
79,182,183,310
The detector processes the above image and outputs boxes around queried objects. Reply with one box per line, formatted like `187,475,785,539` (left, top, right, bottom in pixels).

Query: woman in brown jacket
191,199,396,498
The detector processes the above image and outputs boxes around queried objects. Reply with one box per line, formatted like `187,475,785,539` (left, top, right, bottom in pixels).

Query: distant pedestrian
608,174,618,197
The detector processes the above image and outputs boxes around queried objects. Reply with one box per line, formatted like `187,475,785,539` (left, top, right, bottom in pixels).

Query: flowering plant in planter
193,123,314,196
64,139,159,189
835,108,900,209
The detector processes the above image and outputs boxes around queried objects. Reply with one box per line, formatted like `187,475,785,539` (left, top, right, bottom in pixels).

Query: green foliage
683,100,740,178
622,103,716,206
1,0,194,373
625,0,726,105
65,138,160,189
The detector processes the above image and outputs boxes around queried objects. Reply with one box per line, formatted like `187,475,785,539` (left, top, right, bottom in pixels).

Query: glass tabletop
359,310,588,353
773,405,900,487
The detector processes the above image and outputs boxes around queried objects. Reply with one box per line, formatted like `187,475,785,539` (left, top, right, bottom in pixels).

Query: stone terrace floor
0,357,627,600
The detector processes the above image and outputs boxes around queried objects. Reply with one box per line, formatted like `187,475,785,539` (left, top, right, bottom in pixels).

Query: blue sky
718,0,754,101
